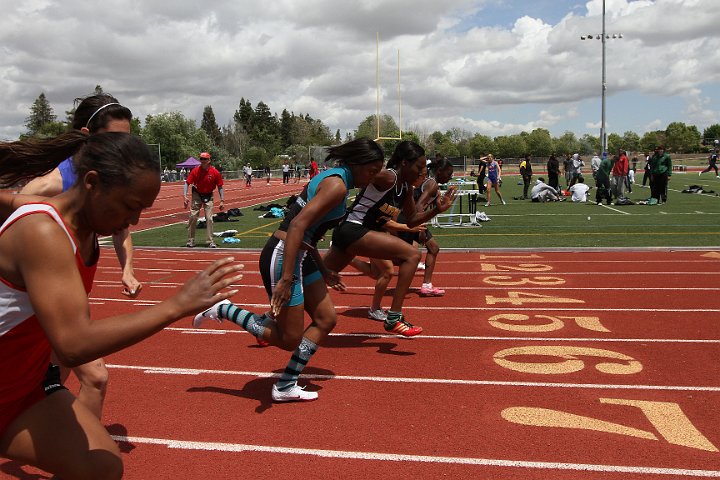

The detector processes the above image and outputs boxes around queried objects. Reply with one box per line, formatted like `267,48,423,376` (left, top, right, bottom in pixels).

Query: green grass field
130,172,720,250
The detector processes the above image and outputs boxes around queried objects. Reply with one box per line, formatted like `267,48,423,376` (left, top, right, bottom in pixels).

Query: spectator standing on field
546,153,561,192
475,157,487,194
309,158,319,179
649,145,672,204
519,154,533,200
569,153,584,187
590,153,602,182
563,153,573,187
184,152,225,248
282,162,291,184
611,149,629,202
642,152,651,187
627,157,637,193
595,155,613,205
243,163,253,187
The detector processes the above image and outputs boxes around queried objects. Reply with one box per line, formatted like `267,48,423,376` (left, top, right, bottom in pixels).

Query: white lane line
109,434,720,477
90,280,720,292
599,204,631,214
93,268,720,276
89,298,720,313
102,258,720,266
106,364,720,392
164,328,720,343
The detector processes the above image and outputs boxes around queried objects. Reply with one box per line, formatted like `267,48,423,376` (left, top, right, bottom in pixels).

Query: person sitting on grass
569,176,591,203
530,177,561,202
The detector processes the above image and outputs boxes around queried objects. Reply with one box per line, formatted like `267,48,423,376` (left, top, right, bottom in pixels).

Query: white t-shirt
569,183,590,202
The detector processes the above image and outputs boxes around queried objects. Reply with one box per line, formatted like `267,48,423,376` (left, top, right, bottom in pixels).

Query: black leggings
595,176,611,205
548,173,559,191
651,173,668,202
701,165,718,175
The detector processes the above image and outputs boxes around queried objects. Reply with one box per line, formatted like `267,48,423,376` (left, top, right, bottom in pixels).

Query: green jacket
650,153,672,176
596,156,612,180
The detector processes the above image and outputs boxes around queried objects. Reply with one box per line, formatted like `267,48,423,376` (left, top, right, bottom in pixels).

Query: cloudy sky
1,0,719,142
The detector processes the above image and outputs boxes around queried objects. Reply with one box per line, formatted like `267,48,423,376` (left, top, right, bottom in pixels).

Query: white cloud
644,119,663,132
684,89,719,127
1,0,718,141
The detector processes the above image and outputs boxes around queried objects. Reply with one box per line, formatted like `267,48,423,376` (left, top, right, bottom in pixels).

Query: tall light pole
147,143,162,170
581,0,622,157
601,0,606,156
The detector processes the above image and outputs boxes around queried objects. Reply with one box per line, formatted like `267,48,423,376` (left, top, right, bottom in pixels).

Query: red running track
2,248,720,479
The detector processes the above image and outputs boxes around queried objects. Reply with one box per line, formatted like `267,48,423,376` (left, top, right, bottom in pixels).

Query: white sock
422,283,432,289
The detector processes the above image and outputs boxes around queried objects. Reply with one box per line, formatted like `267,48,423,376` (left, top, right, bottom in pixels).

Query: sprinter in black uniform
324,141,457,336
398,157,454,297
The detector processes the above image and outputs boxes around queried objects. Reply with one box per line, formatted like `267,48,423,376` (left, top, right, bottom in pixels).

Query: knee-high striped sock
276,337,317,391
219,303,269,339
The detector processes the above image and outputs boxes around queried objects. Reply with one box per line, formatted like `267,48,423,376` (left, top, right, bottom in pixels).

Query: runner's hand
121,273,142,298
324,270,346,291
270,278,292,317
436,186,458,213
172,257,244,318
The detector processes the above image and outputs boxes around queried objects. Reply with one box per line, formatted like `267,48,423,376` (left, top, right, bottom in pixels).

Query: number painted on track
493,346,642,375
480,263,553,272
489,314,610,333
486,291,584,305
483,276,565,286
502,398,718,452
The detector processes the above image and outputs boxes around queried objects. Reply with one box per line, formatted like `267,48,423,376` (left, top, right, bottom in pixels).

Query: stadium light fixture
578,0,623,156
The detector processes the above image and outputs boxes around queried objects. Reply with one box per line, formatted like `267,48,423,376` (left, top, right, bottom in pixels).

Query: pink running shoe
419,286,445,297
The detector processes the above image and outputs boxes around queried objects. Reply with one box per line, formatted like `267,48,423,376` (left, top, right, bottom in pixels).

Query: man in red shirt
183,152,225,247
309,158,319,179
611,148,629,203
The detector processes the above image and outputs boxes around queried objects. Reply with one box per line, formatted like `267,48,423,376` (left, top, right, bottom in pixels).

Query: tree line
22,86,720,172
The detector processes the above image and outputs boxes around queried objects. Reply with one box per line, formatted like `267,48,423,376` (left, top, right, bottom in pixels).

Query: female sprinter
358,157,455,319
193,138,385,402
323,140,457,337
350,211,427,321
0,132,242,479
398,156,455,297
